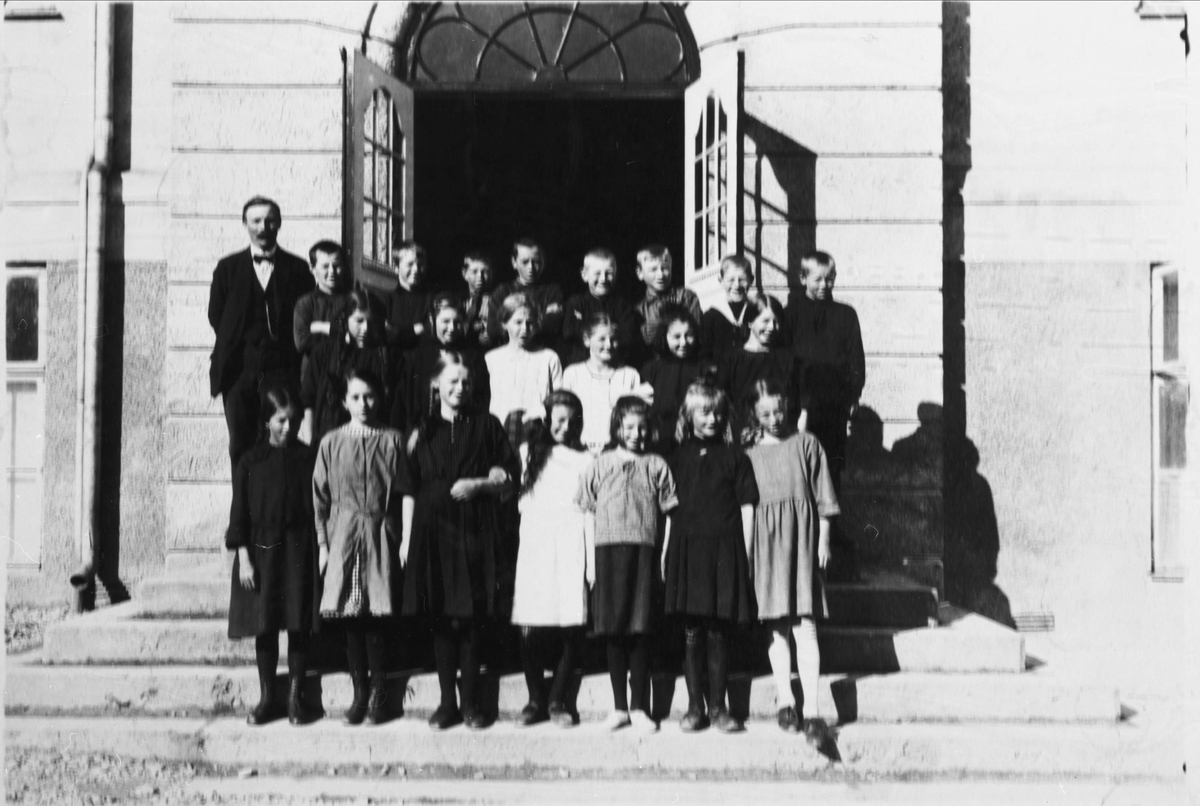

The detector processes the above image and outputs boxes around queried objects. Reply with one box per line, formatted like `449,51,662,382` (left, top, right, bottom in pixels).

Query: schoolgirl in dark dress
302,288,404,445
227,383,319,726
399,292,491,434
639,304,716,453
663,382,759,734
719,292,806,438
400,351,520,731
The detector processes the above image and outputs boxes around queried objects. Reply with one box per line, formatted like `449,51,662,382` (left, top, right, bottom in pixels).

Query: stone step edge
5,656,1123,723
6,716,1179,780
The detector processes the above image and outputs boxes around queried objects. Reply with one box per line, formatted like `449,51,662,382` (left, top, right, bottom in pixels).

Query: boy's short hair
308,239,344,267
636,244,671,266
392,240,425,261
512,237,541,259
242,195,281,221
462,250,492,270
583,247,617,270
799,250,837,278
718,254,752,277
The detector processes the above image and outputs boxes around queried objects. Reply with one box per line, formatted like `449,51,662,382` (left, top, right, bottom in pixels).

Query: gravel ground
5,605,70,655
4,748,362,805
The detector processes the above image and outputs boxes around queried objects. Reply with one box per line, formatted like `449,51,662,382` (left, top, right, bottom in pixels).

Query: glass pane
706,151,717,215
376,208,390,264
375,90,391,146
1163,273,1178,362
717,200,727,256
717,143,726,203
693,217,703,268
718,100,727,144
6,277,38,362
363,203,377,262
376,151,392,209
1159,380,1187,469
706,215,716,267
364,146,376,202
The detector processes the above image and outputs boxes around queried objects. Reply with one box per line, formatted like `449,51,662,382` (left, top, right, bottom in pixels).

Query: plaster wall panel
170,19,356,85
167,417,231,484
172,86,342,152
744,157,941,223
166,482,230,552
744,90,942,156
165,350,222,417
742,223,943,288
742,28,941,89
167,283,214,348
858,356,942,424
165,153,342,218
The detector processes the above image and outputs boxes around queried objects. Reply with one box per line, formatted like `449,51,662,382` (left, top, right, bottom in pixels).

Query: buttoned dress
313,423,410,619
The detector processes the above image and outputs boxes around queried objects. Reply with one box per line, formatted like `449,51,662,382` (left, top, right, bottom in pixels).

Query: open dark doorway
414,96,685,299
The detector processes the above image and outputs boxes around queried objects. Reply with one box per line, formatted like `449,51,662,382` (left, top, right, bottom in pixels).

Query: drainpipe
70,1,114,611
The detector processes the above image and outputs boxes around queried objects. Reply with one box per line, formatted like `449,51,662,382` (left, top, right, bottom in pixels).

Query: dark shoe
342,675,369,726
428,704,462,731
463,707,490,731
365,680,388,725
549,703,576,728
777,706,801,734
516,702,546,727
804,717,830,747
680,704,709,733
287,675,318,726
712,707,744,734
247,672,277,726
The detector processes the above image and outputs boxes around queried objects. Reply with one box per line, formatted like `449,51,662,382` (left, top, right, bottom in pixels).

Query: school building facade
3,1,1195,694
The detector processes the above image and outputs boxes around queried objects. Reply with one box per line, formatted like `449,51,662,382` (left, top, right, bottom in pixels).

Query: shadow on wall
741,113,816,290
845,404,1014,628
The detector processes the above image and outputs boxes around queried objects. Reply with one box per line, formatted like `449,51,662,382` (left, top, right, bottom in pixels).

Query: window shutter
345,50,415,293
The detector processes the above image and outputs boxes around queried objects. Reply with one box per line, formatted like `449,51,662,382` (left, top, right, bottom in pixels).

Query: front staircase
8,561,1170,780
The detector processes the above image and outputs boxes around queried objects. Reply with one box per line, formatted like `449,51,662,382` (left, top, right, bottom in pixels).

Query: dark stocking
255,633,280,685
707,625,729,712
627,635,649,712
607,639,630,711
683,624,706,712
285,630,308,679
458,620,481,712
547,629,579,706
521,627,545,707
433,629,459,709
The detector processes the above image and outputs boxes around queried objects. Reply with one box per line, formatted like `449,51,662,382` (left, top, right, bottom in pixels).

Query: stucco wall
962,2,1188,679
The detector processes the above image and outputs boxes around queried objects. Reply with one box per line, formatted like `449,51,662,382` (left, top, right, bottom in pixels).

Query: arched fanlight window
398,2,699,90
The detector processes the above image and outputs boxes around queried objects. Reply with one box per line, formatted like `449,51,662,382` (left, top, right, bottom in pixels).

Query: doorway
414,95,685,298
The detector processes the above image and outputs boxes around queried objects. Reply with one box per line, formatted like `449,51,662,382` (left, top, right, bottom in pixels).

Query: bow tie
253,253,274,265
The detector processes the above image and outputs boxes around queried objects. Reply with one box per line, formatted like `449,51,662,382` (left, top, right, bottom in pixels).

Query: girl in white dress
485,293,563,450
511,390,593,727
561,313,648,454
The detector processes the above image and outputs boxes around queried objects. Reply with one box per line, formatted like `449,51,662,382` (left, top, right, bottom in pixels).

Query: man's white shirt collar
250,245,277,291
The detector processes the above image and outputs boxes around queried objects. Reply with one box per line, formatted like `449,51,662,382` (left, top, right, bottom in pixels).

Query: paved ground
3,748,1191,805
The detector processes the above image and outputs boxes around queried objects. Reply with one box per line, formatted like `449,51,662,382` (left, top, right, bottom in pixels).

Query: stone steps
6,654,1119,723
138,568,941,628
6,714,1179,780
44,601,1021,673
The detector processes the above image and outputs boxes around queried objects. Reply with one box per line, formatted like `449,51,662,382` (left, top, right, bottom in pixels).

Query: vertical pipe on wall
70,1,114,610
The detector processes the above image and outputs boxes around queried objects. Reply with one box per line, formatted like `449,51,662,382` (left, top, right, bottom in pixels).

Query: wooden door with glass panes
346,50,415,293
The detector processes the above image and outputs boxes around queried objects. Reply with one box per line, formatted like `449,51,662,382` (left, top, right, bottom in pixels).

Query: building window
692,94,730,271
5,265,47,569
1151,263,1187,579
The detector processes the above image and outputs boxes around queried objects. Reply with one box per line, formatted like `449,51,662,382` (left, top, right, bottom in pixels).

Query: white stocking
792,617,820,719
766,624,795,708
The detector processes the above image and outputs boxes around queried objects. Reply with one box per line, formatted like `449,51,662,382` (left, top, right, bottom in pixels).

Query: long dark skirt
591,544,657,636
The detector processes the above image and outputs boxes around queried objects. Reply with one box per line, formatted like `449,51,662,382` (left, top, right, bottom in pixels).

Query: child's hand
586,563,595,589
634,382,655,405
298,418,313,446
487,467,509,486
818,536,831,570
450,479,482,501
318,544,329,577
797,408,809,434
237,548,256,591
413,323,425,336
546,303,561,314
399,539,410,569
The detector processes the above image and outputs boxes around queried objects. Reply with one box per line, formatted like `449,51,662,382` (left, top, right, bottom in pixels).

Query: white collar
710,296,747,326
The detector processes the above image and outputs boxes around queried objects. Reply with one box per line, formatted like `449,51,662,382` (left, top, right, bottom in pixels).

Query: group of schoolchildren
226,224,865,745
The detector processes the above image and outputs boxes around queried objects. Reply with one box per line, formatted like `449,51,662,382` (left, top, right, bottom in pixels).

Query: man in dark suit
209,196,314,473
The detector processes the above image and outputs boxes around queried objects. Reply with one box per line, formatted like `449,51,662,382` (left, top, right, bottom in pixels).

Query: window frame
1150,262,1187,581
